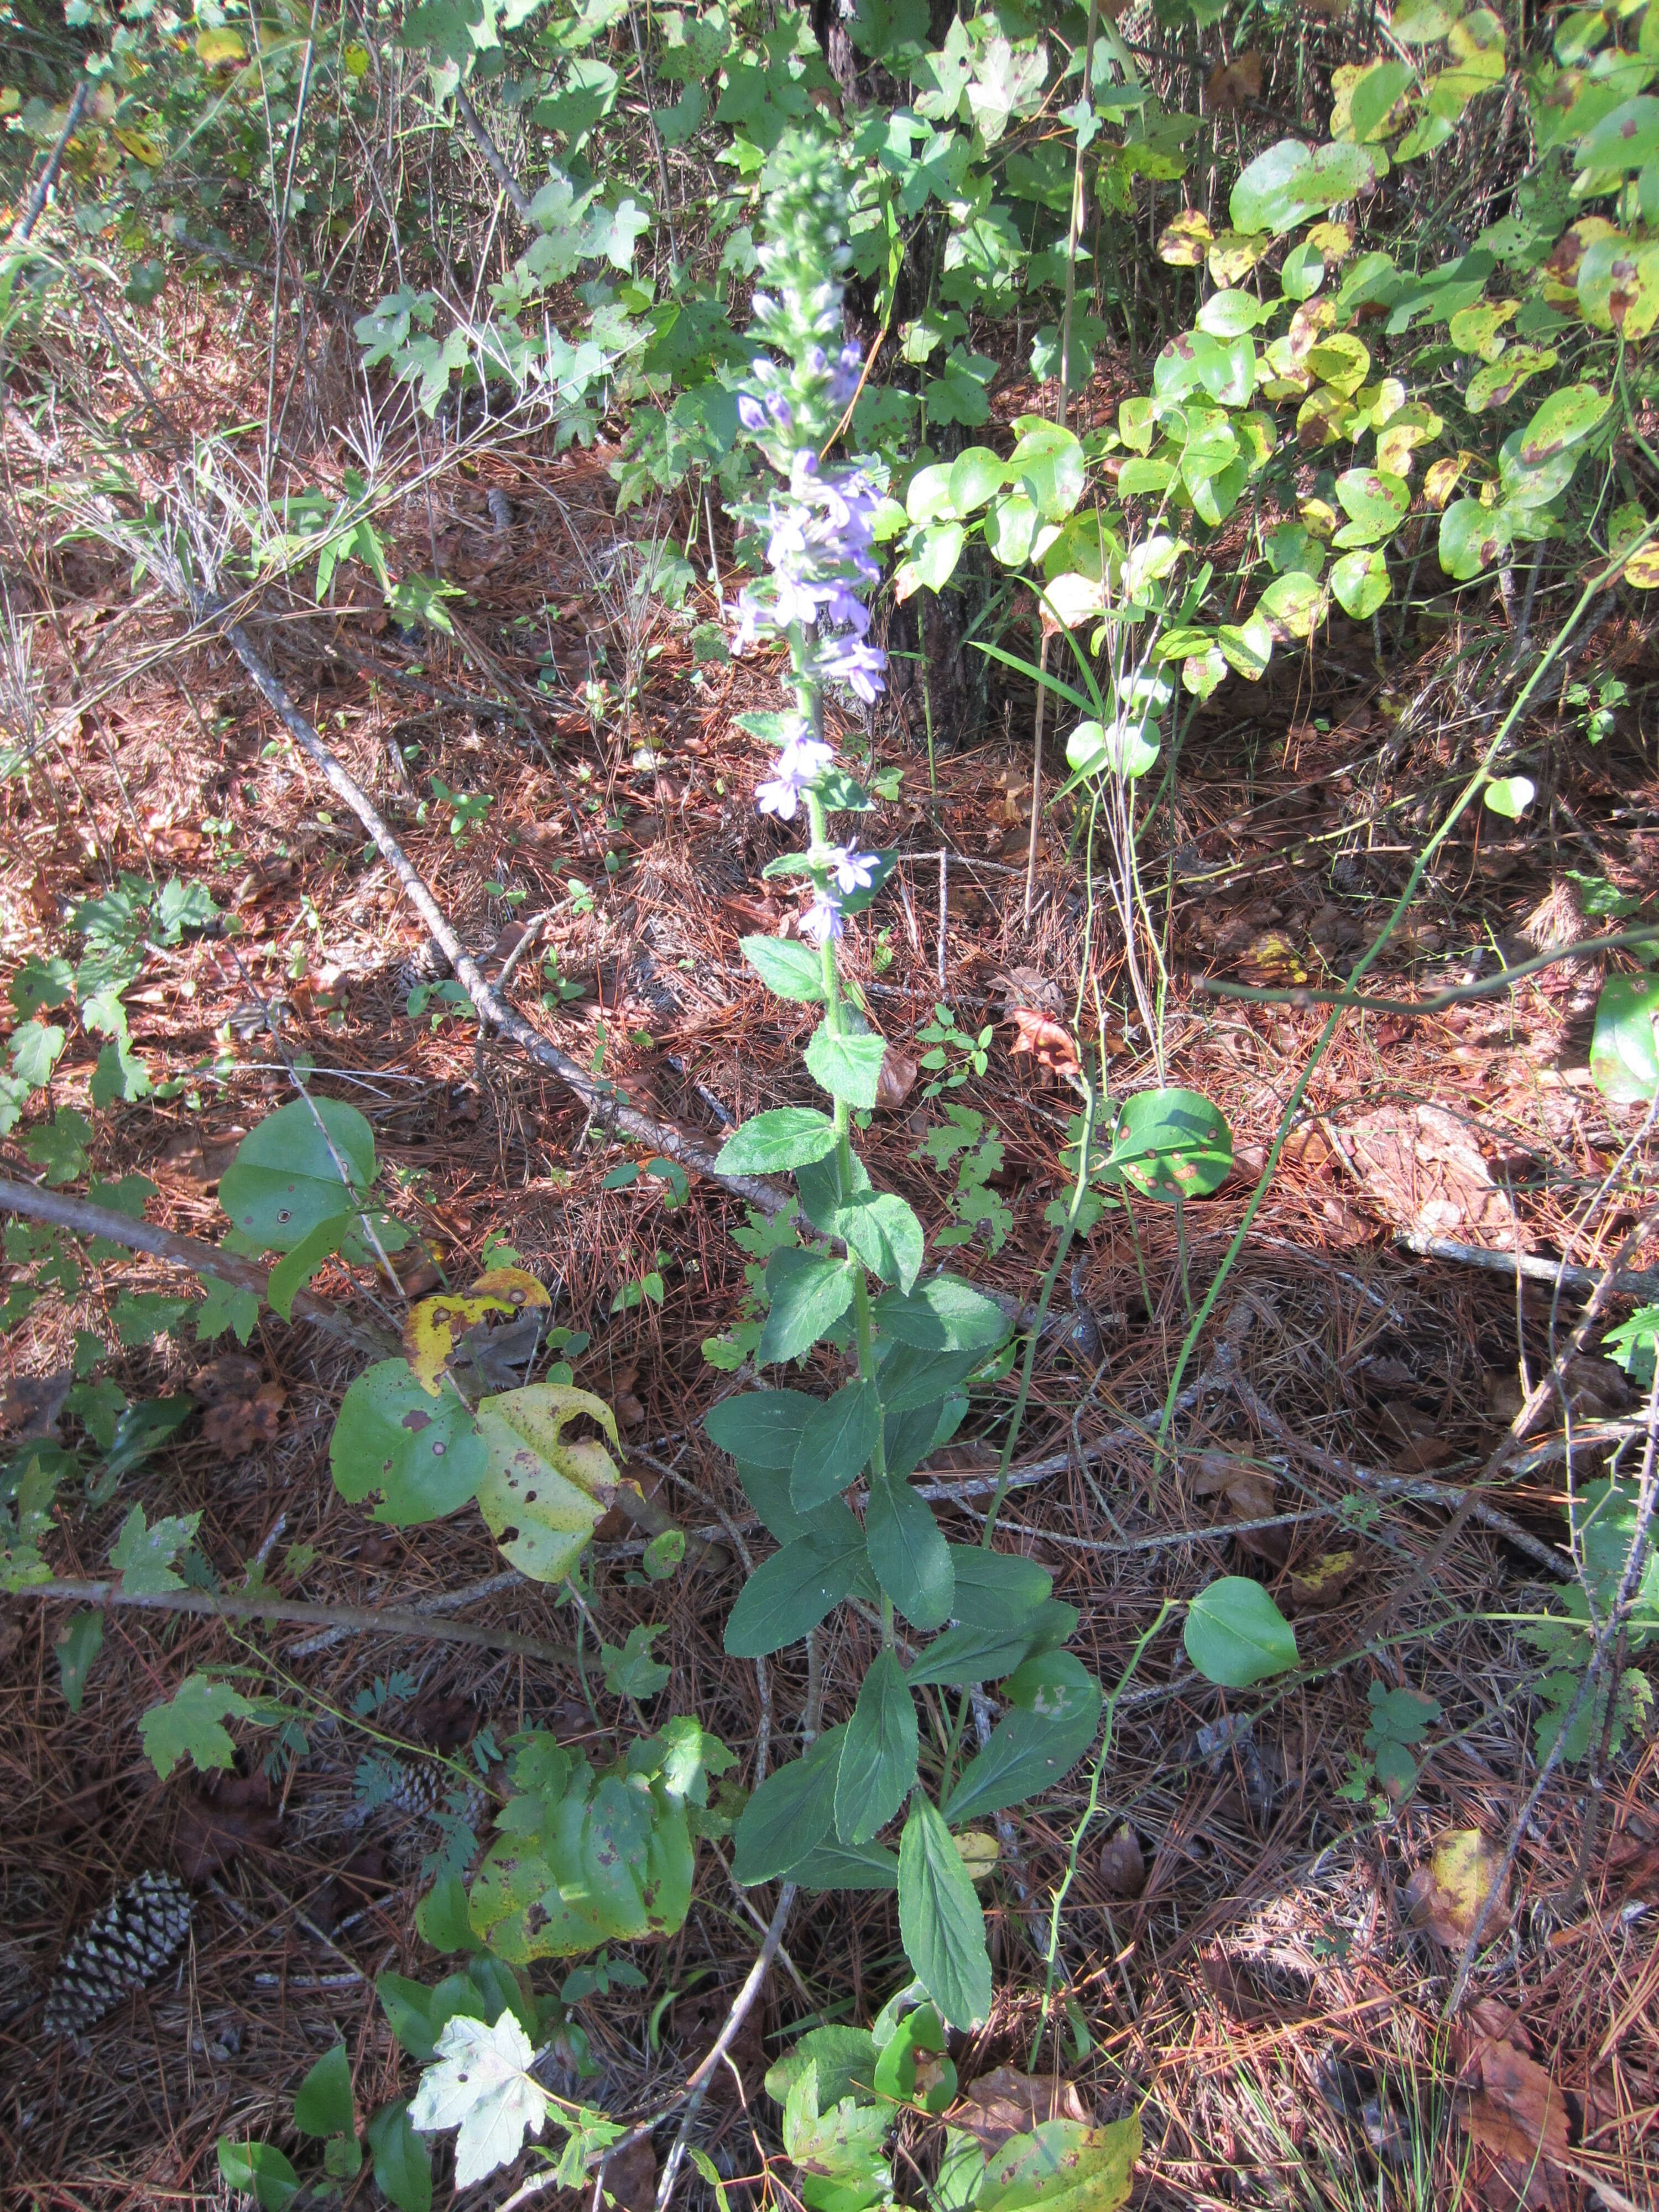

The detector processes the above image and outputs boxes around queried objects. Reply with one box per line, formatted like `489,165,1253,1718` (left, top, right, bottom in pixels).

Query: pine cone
43,1871,192,2038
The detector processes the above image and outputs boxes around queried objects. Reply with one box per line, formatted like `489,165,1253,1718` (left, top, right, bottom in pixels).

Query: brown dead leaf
1406,1829,1510,1949
993,966,1065,1021
1289,1549,1360,1609
598,2135,658,2212
196,1354,264,1405
202,1383,285,1457
1207,49,1263,113
1340,1103,1518,1245
1008,1008,1081,1081
1378,1399,1454,1472
877,1045,918,1110
1458,2037,1572,2212
1099,1823,1146,1898
1,1370,71,1439
173,1775,281,1881
954,2067,1089,2154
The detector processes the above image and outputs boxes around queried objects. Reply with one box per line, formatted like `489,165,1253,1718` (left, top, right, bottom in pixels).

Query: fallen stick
7,1576,579,1667
0,1174,396,1357
215,606,791,1217
1397,1229,1659,1303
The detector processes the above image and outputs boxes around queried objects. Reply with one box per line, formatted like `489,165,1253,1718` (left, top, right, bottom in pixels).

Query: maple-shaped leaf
408,2010,548,2187
1006,1009,1081,1081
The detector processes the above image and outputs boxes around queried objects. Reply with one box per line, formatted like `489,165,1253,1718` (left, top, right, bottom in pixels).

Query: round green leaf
1257,570,1328,641
295,2044,355,2140
1231,138,1376,238
1330,547,1391,618
1108,1088,1233,1201
1333,467,1409,547
330,1359,488,1524
1010,422,1085,521
473,1383,618,1581
1590,975,1659,1105
1483,774,1536,818
948,446,1009,513
1518,381,1611,467
1196,288,1269,337
218,1096,385,1255
1438,496,1511,580
1279,239,1325,301
1184,1576,1299,1687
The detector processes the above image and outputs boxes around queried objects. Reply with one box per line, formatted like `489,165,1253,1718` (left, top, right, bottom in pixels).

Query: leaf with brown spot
1288,1549,1359,1609
877,1046,918,1110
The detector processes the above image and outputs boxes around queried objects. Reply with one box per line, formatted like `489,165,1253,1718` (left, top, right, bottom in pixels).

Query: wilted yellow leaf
403,1267,551,1394
1406,1828,1509,1947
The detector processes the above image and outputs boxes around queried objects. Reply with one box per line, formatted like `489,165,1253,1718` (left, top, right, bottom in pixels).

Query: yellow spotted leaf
404,1269,549,1394
1405,1828,1509,1948
195,28,247,63
955,1832,1000,1883
113,126,165,166
1622,541,1659,587
473,1384,620,1581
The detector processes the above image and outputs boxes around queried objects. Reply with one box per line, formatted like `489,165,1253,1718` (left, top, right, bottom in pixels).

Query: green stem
1153,533,1659,1465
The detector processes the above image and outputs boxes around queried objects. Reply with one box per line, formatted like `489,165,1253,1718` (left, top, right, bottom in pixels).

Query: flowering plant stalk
698,129,1108,2037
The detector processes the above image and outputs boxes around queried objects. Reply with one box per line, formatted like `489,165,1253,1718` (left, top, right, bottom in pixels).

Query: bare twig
1197,927,1659,1014
454,85,534,222
12,82,88,244
1398,1230,1659,1303
7,1578,580,1668
0,1175,396,1357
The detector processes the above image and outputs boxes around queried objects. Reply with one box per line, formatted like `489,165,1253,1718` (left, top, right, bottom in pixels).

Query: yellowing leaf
403,1269,550,1393
113,126,165,166
474,1384,620,1581
195,28,247,63
1623,541,1659,587
954,1831,1000,1884
1157,208,1213,266
1422,452,1472,508
1405,1828,1509,1947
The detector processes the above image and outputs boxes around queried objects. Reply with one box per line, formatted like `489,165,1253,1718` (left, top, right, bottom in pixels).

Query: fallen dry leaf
202,1383,285,1457
953,2066,1089,2153
1207,49,1263,114
1,1370,71,1439
1458,2035,1572,2212
1339,1103,1518,1245
877,1045,918,1110
195,1354,264,1405
598,2134,658,2212
1406,1829,1510,1949
1289,1549,1360,1609
1008,1008,1082,1081
173,1774,281,1881
1099,1823,1146,1898
993,966,1065,1021
1377,1398,1454,1472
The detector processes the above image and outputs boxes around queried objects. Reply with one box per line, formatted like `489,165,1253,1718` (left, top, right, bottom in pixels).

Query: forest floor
2,353,1657,2212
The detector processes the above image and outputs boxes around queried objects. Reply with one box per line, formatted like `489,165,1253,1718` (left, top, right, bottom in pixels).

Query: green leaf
836,1191,926,1293
740,935,827,1003
947,1546,1053,1628
874,1342,985,1414
977,2115,1141,2212
724,1529,868,1656
1439,495,1511,580
791,1380,883,1511
266,1212,352,1321
805,1025,888,1109
948,445,1009,513
1231,137,1377,236
1590,974,1659,1105
1332,468,1410,548
792,1837,902,1891
718,1108,840,1175
873,1276,1009,1352
219,1095,401,1258
105,1393,192,1478
367,2100,434,2212
865,1468,954,1630
140,1672,255,1778
764,2025,880,2110
9,1020,65,1089
872,2002,956,2113
942,1651,1103,1825
295,2044,356,2140
733,1724,845,1881
1484,774,1536,819
91,1037,153,1107
24,1107,91,1186
111,1291,191,1347
1575,93,1659,173
705,1389,818,1469
908,519,967,593
54,1608,104,1712
898,1792,992,2028
835,1650,919,1844
1329,547,1391,618
111,1503,202,1595
1519,380,1611,466
406,2010,550,2187
782,2061,893,2203
601,1623,671,1699
330,1359,488,1525
1185,1576,1300,1687
906,1619,1039,1688
1107,1088,1233,1201
378,1972,442,2063
415,1870,486,1955
218,2138,301,2212
757,1249,858,1365
1010,422,1086,520
9,956,73,1018
194,1279,261,1345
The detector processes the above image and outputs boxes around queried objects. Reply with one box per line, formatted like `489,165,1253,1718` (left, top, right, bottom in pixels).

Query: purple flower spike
815,634,888,703
737,394,769,434
825,844,879,895
755,732,835,821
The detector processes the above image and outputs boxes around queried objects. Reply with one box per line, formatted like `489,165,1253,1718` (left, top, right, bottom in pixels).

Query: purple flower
814,634,888,703
824,844,879,895
802,890,843,942
827,342,863,406
736,394,769,434
755,731,835,821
